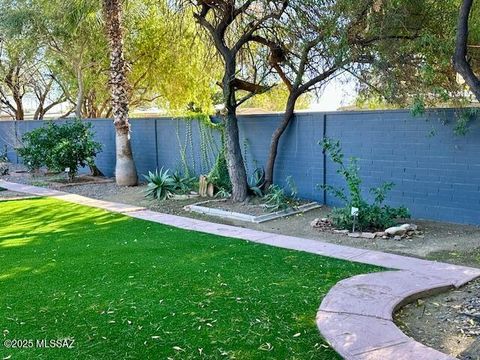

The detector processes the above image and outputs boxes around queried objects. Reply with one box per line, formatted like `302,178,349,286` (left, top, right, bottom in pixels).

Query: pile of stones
310,218,423,240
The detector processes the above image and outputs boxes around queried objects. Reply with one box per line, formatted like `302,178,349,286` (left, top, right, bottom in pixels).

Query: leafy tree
355,0,479,110
125,0,221,114
239,84,311,112
0,0,221,119
0,1,66,120
191,0,288,202
253,0,428,188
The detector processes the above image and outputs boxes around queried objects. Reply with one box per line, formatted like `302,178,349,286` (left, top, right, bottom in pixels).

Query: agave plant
171,171,196,194
143,168,176,201
264,185,290,212
248,168,265,197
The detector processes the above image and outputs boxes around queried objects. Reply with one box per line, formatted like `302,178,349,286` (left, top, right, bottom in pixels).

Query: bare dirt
200,198,269,216
395,278,480,360
198,197,311,216
1,163,479,359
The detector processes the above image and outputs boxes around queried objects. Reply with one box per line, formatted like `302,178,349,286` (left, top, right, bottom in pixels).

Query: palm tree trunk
103,0,137,186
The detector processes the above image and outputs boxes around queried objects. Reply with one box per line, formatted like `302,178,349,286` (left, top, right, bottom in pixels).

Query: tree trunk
14,103,24,121
33,106,42,120
75,66,84,119
223,59,248,202
263,93,297,189
453,0,480,101
103,0,138,186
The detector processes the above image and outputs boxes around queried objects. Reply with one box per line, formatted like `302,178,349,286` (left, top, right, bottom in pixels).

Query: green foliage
239,84,312,112
454,108,479,136
144,168,196,201
17,120,102,180
248,168,265,197
143,168,176,201
171,171,196,195
215,188,231,199
410,101,479,136
264,186,292,213
355,0,463,108
0,0,222,119
321,138,410,231
264,178,298,213
175,115,221,177
329,204,410,232
207,148,232,193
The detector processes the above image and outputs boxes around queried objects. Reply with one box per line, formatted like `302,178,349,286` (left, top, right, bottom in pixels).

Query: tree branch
453,0,480,101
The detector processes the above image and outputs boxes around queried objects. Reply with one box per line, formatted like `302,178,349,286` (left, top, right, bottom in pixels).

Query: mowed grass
0,198,381,359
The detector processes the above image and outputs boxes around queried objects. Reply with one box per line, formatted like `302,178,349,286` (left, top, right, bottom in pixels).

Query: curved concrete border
1,179,479,359
317,271,461,359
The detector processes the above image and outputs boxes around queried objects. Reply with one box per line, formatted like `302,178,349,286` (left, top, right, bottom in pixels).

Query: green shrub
143,168,176,201
171,171,196,194
264,177,298,213
208,148,231,192
321,138,410,231
17,120,102,180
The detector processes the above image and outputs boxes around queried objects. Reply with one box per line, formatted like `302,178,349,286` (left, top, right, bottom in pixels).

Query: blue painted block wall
0,109,479,225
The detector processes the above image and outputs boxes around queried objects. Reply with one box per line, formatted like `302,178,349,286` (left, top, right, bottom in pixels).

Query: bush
17,120,102,181
208,149,231,193
321,138,409,231
264,176,298,213
171,171,196,194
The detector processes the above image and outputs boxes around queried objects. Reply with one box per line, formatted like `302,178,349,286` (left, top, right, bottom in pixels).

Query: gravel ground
396,279,480,359
1,162,479,359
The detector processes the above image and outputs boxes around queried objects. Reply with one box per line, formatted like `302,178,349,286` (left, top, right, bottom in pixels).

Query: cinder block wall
1,109,479,225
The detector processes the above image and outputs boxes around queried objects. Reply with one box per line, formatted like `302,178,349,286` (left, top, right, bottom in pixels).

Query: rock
333,229,349,235
375,231,387,238
408,224,418,231
385,226,406,236
360,232,376,239
311,218,332,230
382,235,388,239
393,235,402,241
310,218,320,228
348,232,361,238
385,224,418,236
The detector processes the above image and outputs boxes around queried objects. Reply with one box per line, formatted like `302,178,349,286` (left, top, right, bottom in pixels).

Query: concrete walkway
1,179,479,360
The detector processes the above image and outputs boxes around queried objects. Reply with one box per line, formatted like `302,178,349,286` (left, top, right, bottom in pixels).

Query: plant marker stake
351,207,359,233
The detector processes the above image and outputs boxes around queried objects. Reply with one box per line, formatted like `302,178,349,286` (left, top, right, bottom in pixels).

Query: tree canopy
0,0,223,119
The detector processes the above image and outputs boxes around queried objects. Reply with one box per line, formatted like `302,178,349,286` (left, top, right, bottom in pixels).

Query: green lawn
0,198,380,359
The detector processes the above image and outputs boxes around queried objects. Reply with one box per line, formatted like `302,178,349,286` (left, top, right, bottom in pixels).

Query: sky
309,76,358,111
